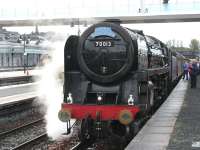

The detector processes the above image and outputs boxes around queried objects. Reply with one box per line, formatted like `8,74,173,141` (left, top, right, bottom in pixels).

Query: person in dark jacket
183,61,189,80
197,62,200,75
190,62,198,88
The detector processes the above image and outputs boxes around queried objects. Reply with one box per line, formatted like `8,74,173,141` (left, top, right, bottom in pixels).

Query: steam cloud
38,41,68,139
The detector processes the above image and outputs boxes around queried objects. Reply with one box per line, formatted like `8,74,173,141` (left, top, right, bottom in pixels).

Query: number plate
94,41,113,47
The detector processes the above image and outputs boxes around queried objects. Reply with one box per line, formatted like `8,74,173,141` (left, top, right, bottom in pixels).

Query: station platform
0,82,39,105
0,69,41,86
0,91,38,106
167,76,200,150
0,69,41,79
125,77,198,150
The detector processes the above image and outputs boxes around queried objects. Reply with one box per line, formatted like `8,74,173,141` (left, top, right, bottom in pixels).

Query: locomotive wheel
108,121,129,149
146,87,154,115
109,120,127,137
163,77,169,98
147,81,154,108
108,121,140,149
78,118,95,142
149,88,154,107
138,82,152,113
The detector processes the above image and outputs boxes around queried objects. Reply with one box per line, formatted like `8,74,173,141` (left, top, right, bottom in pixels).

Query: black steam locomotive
58,20,184,145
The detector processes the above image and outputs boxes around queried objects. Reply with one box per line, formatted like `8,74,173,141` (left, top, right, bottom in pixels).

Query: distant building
177,50,200,60
0,28,51,70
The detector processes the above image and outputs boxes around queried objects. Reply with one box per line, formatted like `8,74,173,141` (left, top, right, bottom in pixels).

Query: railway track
0,118,44,137
11,133,48,150
71,140,114,150
0,118,46,150
0,97,35,116
71,141,94,150
0,96,45,133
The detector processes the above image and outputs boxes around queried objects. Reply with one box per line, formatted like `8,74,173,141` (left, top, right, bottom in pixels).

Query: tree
166,40,172,47
189,39,200,51
180,41,183,47
166,39,185,50
172,39,176,48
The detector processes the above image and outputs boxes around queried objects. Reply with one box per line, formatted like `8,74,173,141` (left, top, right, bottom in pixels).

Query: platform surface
0,69,41,79
126,79,189,150
167,76,200,150
0,83,39,105
0,92,38,106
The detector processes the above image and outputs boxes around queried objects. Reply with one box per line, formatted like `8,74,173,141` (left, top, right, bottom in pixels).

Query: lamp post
11,48,14,70
77,18,80,36
23,34,26,74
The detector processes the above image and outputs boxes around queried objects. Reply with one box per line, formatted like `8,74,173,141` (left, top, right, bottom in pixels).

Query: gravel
0,120,46,149
0,99,45,133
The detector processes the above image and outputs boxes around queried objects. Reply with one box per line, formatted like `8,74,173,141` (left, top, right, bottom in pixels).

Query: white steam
38,41,67,139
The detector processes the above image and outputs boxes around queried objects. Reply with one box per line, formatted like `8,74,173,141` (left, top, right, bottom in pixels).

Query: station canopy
1,0,200,26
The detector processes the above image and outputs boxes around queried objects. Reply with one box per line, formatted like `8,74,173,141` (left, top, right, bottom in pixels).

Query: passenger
188,63,192,79
197,62,200,75
190,62,198,88
183,61,189,80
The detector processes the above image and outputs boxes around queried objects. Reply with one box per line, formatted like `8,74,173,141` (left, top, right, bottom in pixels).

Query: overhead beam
92,14,200,24
1,13,200,27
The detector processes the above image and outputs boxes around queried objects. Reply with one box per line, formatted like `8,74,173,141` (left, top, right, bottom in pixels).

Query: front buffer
59,103,140,125
58,103,140,143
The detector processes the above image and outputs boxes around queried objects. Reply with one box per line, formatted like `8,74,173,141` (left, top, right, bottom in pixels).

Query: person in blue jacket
183,61,189,80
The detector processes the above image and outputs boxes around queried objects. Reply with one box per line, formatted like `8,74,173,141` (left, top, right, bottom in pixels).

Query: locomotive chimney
104,19,121,25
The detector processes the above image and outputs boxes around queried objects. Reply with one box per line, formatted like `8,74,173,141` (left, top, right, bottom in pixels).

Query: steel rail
11,133,48,150
0,118,44,137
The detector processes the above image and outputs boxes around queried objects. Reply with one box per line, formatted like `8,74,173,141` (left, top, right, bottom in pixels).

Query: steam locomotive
58,20,184,145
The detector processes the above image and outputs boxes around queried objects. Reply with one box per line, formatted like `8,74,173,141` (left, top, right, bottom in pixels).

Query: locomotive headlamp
128,94,135,105
97,96,102,101
67,93,73,104
58,109,71,122
97,93,103,101
118,109,133,125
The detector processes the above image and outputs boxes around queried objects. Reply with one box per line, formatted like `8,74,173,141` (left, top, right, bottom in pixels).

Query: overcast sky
6,22,200,47
124,22,200,47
